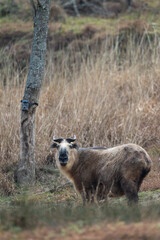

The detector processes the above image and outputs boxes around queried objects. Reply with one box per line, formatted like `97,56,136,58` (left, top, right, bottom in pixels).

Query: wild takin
51,136,152,204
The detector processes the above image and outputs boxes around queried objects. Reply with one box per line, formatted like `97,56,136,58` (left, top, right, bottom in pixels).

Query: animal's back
77,144,152,201
77,143,151,176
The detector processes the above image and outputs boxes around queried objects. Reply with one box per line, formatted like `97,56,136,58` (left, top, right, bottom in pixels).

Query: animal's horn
53,136,63,143
66,135,76,143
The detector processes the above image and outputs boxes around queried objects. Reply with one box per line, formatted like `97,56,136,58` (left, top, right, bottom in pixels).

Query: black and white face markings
51,136,78,167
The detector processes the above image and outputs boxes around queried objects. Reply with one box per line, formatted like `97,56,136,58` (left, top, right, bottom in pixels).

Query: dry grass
1,222,160,239
0,33,160,194
14,222,160,240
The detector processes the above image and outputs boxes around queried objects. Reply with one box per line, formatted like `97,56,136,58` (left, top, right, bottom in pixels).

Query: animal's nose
61,152,66,157
59,150,67,157
59,149,68,160
59,149,68,166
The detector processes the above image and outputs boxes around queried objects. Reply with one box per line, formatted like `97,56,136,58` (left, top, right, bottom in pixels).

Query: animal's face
51,137,78,167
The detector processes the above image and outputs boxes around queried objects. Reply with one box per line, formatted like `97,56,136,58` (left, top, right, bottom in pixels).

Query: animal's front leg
120,177,139,205
80,187,94,205
80,184,88,205
94,181,111,203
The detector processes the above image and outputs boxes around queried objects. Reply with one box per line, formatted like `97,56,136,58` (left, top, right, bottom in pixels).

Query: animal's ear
50,142,59,149
71,143,79,149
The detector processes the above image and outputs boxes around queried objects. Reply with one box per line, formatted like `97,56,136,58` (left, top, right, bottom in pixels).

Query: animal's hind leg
120,178,138,205
109,181,124,197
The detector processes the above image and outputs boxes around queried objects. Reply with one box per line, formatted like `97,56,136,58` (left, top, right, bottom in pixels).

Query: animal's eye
51,143,59,149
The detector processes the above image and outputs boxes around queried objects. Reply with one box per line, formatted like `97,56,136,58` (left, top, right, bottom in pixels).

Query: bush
0,0,19,17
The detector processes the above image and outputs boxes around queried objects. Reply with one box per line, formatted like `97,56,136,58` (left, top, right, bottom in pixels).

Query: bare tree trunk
17,0,51,184
127,0,132,7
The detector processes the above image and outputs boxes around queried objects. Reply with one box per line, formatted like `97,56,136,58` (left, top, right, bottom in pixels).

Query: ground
0,186,160,239
1,222,160,240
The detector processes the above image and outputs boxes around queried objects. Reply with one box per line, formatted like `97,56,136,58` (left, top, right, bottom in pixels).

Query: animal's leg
95,181,112,203
80,192,86,206
80,186,93,205
86,189,94,204
137,168,150,191
80,184,87,205
94,182,104,203
120,178,138,205
109,181,124,197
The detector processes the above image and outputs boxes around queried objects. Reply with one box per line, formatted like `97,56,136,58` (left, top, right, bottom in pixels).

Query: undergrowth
0,30,160,195
0,194,160,230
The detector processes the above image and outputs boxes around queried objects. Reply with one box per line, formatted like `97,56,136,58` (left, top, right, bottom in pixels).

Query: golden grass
0,35,160,194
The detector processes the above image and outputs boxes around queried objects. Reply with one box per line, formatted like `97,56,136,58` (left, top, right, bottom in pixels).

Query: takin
51,136,152,204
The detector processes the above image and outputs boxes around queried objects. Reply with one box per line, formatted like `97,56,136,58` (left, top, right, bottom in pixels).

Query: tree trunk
127,0,132,7
17,0,51,184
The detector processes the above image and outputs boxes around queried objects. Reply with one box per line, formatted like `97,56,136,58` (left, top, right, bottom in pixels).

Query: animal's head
51,136,79,168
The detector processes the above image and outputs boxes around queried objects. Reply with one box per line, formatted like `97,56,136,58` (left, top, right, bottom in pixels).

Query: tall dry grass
0,33,160,194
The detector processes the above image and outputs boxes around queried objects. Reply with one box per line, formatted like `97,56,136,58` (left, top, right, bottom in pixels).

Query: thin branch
63,0,80,16
72,0,80,17
62,0,73,7
30,0,36,16
37,0,46,9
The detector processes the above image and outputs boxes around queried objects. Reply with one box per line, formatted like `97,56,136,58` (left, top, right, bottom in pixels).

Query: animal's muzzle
59,157,68,166
59,149,68,166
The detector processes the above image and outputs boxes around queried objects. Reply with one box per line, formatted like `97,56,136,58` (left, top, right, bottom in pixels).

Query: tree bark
17,0,51,184
127,0,132,7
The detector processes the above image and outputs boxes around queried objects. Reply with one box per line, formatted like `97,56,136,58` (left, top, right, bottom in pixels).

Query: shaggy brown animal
51,137,152,204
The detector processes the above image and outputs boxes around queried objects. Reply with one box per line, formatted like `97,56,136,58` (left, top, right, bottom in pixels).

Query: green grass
0,10,160,35
0,189,160,230
63,16,116,34
0,193,159,230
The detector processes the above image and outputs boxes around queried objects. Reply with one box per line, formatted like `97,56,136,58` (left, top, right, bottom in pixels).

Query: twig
37,0,46,9
63,0,74,7
72,0,80,17
30,0,36,16
63,0,80,16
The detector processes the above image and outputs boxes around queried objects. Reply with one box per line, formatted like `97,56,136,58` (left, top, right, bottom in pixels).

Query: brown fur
53,143,152,204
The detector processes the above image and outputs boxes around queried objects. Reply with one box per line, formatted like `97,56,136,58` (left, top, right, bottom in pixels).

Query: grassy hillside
0,0,160,72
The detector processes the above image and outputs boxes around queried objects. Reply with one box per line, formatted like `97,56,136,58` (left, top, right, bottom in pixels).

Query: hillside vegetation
0,0,160,72
0,0,160,238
